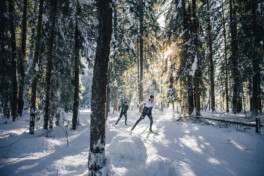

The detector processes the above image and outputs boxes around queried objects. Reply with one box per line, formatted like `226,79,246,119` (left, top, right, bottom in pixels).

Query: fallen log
200,117,263,128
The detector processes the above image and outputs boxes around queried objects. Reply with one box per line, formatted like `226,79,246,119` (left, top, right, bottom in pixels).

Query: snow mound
107,135,147,164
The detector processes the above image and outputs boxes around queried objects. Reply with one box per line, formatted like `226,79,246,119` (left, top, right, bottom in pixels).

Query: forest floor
0,109,264,176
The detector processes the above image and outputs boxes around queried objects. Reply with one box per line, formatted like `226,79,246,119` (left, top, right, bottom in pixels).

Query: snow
0,109,264,176
190,54,198,77
157,15,165,28
177,0,182,9
34,63,39,72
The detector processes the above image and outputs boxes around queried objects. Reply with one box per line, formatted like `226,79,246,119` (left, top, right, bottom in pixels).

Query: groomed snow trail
107,110,264,176
0,109,264,176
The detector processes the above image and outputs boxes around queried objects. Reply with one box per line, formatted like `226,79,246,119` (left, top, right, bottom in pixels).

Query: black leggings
115,112,127,124
132,108,153,131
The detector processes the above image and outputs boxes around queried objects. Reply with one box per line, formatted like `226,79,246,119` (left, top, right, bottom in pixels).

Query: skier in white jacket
131,95,155,133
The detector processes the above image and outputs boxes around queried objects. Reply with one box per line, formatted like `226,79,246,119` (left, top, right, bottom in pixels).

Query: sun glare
164,48,172,58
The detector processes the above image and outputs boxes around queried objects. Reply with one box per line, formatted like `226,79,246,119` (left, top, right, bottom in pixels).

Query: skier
115,101,129,125
131,95,155,133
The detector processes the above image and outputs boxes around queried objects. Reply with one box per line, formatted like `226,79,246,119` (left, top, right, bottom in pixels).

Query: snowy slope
0,109,264,176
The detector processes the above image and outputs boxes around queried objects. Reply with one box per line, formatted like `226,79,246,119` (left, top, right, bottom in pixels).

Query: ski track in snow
0,109,264,176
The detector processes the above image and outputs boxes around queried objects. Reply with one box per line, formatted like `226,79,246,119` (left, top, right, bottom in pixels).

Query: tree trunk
188,76,194,115
222,0,229,112
106,67,111,119
139,0,144,112
181,0,193,115
18,0,27,117
29,0,44,134
251,0,260,116
192,0,200,116
9,0,18,121
43,0,57,130
229,0,242,114
0,0,10,119
24,0,37,112
112,5,118,112
114,87,118,111
72,1,81,130
207,0,215,111
248,79,253,111
88,0,112,174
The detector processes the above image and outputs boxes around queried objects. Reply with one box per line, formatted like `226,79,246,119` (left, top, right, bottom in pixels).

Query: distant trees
162,0,263,115
0,0,262,141
0,0,93,133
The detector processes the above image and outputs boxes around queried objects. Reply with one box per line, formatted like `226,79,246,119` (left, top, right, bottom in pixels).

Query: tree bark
43,0,57,130
139,0,144,112
106,67,111,119
9,0,18,121
181,0,194,115
29,0,44,134
0,0,10,119
251,0,260,116
24,0,37,112
207,0,215,111
248,79,253,112
114,87,118,111
222,0,229,112
192,0,200,116
72,1,81,130
88,0,112,174
188,76,194,115
18,0,27,116
229,0,242,113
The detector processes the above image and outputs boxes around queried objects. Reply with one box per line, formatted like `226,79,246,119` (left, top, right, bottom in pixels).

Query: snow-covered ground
0,109,264,176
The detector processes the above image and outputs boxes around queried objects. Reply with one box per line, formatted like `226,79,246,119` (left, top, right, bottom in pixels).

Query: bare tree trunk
207,0,215,111
18,0,27,116
139,0,144,112
44,0,57,130
88,0,112,174
29,0,44,134
72,1,81,130
9,0,18,121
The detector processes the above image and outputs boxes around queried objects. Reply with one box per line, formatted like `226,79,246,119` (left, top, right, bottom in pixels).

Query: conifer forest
0,0,263,176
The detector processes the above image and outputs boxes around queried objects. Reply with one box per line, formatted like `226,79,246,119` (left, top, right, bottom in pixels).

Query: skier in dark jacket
131,95,155,133
115,101,129,125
